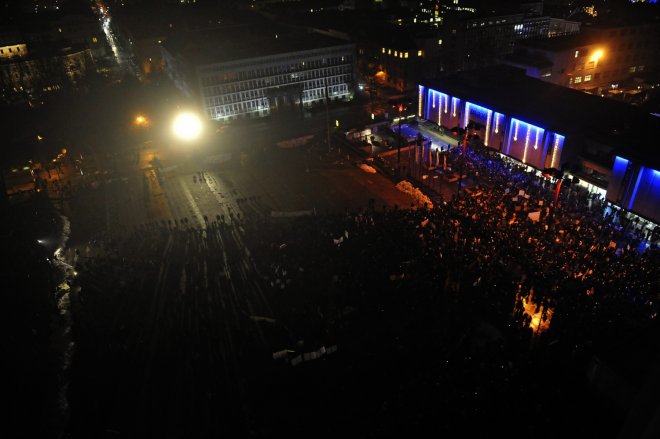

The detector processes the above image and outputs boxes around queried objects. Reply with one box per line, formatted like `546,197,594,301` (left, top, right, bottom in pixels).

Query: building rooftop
504,51,553,68
162,25,353,66
424,65,660,168
516,33,596,52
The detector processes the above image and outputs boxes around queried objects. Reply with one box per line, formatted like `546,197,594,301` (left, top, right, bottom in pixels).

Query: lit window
638,65,644,71
388,49,391,55
574,76,582,83
417,50,423,57
574,50,579,58
92,37,97,43
404,52,408,58
584,74,592,81
629,66,636,73
438,39,442,45
382,48,385,54
394,51,398,57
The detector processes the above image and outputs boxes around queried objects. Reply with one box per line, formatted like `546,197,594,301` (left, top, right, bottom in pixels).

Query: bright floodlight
590,49,604,62
172,112,202,141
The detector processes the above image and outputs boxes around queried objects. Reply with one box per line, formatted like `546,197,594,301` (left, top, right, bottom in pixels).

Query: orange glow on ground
521,296,553,334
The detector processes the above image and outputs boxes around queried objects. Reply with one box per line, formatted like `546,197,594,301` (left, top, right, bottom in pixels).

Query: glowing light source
534,128,540,150
135,115,149,126
523,124,531,163
514,120,519,141
485,110,492,146
551,134,564,169
172,112,203,141
590,49,604,63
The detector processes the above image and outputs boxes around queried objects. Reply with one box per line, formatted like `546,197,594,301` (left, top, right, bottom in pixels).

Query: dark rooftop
423,65,660,168
162,26,353,66
516,33,596,52
504,52,553,69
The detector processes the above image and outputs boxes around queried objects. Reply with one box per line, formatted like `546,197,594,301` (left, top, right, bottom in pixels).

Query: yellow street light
590,49,604,63
135,115,149,126
172,112,203,141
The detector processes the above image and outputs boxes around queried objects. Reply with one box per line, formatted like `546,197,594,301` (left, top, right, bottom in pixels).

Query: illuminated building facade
607,156,660,223
505,20,660,93
439,11,580,73
418,66,660,223
162,28,355,121
0,36,94,103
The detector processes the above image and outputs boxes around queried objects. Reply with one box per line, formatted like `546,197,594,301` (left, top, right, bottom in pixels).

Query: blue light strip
427,88,450,125
628,166,645,210
493,112,503,134
510,118,544,137
465,102,493,118
550,133,564,169
452,97,459,117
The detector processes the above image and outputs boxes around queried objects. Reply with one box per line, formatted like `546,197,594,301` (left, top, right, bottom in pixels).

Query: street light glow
172,112,202,141
590,49,604,62
135,115,148,126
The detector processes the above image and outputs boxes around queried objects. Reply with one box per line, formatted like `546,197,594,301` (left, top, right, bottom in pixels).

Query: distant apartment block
505,21,659,93
0,33,93,103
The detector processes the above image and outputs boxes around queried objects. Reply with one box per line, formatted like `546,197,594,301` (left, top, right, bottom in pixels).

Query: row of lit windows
570,64,645,85
0,45,24,56
204,75,351,106
205,68,352,100
381,48,424,58
205,85,350,118
200,54,353,86
203,65,351,94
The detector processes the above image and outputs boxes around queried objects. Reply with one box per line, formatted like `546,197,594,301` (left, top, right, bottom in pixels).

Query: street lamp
134,114,149,127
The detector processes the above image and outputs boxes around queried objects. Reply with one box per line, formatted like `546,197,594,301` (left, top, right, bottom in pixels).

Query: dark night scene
1,0,659,437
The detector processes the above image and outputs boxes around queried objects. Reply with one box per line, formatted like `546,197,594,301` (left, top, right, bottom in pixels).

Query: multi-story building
417,65,660,223
504,19,659,93
162,26,355,121
438,9,580,73
0,33,94,103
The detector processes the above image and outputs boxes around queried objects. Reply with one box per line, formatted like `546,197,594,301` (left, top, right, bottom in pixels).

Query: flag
554,179,562,206
528,211,541,222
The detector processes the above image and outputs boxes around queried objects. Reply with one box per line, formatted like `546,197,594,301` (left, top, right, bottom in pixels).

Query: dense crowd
66,143,659,438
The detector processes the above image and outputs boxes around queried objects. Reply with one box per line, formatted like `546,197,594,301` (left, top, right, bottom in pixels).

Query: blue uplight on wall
550,133,565,169
613,156,630,175
418,85,424,117
493,112,503,134
426,88,450,123
628,166,645,210
465,102,492,119
464,101,493,145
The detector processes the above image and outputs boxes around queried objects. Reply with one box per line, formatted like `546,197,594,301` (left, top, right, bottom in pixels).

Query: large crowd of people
66,141,659,438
